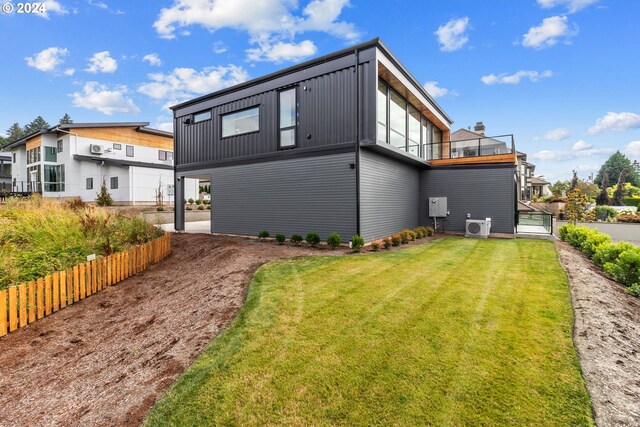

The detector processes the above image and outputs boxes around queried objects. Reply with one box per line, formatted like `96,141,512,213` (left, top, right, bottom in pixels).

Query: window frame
113,143,122,150
278,87,298,150
193,109,212,124
110,176,118,189
57,139,63,153
86,177,93,190
158,150,174,161
126,145,134,157
220,105,261,139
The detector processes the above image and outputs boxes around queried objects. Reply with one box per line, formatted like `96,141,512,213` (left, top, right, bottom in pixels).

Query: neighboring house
4,122,198,205
171,38,518,241
530,176,551,198
0,152,11,190
450,123,513,158
516,152,536,201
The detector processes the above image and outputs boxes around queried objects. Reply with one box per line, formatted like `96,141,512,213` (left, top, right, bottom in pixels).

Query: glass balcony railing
433,134,515,161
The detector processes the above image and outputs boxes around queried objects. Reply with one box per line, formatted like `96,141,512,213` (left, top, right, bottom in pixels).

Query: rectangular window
279,88,296,149
86,177,93,190
113,143,121,150
126,145,134,157
57,139,63,153
389,90,406,150
13,153,16,163
432,127,443,160
110,177,118,189
377,80,388,143
45,146,57,162
158,150,174,161
44,164,65,192
193,110,212,123
221,107,260,138
408,106,421,157
421,118,431,160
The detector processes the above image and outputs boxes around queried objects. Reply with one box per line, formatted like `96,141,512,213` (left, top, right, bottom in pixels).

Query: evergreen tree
595,172,611,206
6,123,24,143
595,151,639,187
0,135,6,148
96,180,114,206
612,169,628,206
23,116,50,135
59,113,73,124
570,170,579,190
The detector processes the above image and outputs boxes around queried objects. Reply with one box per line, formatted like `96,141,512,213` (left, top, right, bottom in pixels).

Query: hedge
623,197,640,207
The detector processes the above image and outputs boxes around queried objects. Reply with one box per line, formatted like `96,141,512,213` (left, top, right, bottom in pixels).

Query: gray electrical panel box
429,197,448,217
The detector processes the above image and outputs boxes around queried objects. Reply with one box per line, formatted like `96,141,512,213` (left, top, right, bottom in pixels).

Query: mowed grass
145,238,593,426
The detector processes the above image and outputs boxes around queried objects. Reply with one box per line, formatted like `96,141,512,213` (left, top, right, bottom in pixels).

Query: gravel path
556,241,640,426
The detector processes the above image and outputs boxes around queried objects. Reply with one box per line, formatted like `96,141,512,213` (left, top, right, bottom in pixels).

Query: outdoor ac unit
90,144,104,155
466,219,491,238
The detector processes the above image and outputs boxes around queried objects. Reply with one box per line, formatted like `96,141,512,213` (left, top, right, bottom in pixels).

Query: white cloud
143,53,163,66
536,0,600,13
70,82,140,115
25,47,68,72
246,39,317,63
531,139,612,161
138,65,250,107
624,141,640,158
572,139,592,151
423,81,456,99
88,0,109,10
39,0,69,18
63,68,75,76
154,121,174,132
542,128,571,141
213,41,228,54
522,15,577,49
434,17,470,52
86,51,118,73
588,112,640,134
481,70,552,85
152,0,359,62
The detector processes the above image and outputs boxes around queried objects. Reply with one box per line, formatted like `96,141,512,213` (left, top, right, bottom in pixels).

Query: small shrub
391,234,401,246
628,283,640,297
206,205,211,210
186,206,192,211
351,235,365,251
275,233,286,244
371,241,380,252
197,205,204,210
96,180,113,207
579,228,611,258
425,226,434,236
188,198,194,205
604,248,640,286
203,199,210,205
593,205,617,221
65,197,87,211
258,230,269,239
382,238,392,249
592,242,634,267
326,232,342,247
195,199,202,205
399,230,410,244
156,206,165,212
290,234,303,244
306,232,320,246
616,213,640,223
401,229,416,241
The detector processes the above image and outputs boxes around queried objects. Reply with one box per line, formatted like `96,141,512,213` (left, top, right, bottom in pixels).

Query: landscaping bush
616,213,640,223
604,248,640,286
326,233,342,247
306,232,321,246
424,226,435,236
628,283,640,297
65,197,87,211
275,233,286,244
593,205,617,221
156,206,165,212
593,242,635,267
414,228,424,239
402,229,416,241
623,197,640,207
391,234,401,246
399,230,410,244
371,241,380,252
382,238,392,249
188,198,194,205
290,234,303,244
197,205,204,210
579,228,611,258
96,180,113,207
351,235,365,251
195,199,202,205
206,205,211,210
258,230,270,239
186,206,192,211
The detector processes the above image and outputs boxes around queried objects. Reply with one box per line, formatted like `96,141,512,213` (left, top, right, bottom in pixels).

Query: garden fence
0,233,171,337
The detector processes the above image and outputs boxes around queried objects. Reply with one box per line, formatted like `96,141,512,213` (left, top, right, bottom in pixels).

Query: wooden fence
0,233,171,337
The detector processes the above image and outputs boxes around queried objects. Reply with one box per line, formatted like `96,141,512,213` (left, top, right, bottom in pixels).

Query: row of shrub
374,227,435,250
558,224,640,297
186,205,210,211
185,198,211,205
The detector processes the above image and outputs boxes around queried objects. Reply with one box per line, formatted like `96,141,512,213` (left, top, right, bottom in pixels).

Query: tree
612,168,628,206
596,172,612,206
23,116,50,135
575,180,599,199
550,180,571,197
565,189,595,224
570,170,579,190
96,180,113,206
59,113,73,124
0,135,6,148
595,151,639,187
6,122,24,143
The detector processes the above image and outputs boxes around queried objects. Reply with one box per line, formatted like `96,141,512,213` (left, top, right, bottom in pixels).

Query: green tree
23,116,50,135
59,113,73,124
6,122,24,143
550,180,571,197
96,180,114,206
575,180,599,199
612,169,628,206
0,135,6,148
565,189,595,225
595,172,611,206
595,151,639,187
570,170,579,190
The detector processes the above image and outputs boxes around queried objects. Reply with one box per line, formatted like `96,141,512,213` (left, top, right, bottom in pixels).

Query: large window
377,81,387,143
27,147,40,164
44,164,65,192
221,107,259,138
408,106,421,157
279,88,297,149
44,146,57,162
389,90,406,150
421,118,431,160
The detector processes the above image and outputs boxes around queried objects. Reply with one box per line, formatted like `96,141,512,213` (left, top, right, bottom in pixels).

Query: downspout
355,47,361,237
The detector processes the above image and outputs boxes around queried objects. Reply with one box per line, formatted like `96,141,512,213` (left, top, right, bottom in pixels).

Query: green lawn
145,238,593,426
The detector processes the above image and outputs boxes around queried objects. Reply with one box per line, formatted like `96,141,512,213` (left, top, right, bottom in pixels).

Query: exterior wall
360,149,420,241
209,152,356,239
10,147,27,190
71,127,172,150
420,165,516,234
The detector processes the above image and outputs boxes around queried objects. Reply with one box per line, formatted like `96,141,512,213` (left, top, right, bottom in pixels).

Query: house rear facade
172,38,517,241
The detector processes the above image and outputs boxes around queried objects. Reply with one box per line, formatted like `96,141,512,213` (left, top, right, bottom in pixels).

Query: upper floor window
377,80,388,144
126,145,134,157
45,146,57,162
57,139,63,153
113,143,122,150
279,88,297,149
193,110,212,123
221,106,259,138
158,150,173,161
12,153,16,163
389,89,406,150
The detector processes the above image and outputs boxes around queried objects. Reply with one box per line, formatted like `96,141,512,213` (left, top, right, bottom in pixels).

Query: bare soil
0,233,345,427
556,241,640,426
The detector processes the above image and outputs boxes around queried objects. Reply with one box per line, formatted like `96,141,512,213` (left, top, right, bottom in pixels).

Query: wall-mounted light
349,163,355,169
183,117,192,125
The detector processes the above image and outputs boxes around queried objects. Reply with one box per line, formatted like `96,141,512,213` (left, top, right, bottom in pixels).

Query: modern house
0,152,11,191
4,122,197,205
516,151,537,201
530,176,551,198
171,38,519,241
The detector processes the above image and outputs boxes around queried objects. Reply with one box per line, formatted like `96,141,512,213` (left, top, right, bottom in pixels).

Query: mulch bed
556,241,640,426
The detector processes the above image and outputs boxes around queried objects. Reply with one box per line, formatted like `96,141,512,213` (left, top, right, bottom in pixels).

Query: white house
5,122,198,204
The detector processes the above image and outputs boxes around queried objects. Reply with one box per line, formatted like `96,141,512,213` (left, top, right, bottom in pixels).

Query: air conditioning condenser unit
90,144,104,155
466,218,491,238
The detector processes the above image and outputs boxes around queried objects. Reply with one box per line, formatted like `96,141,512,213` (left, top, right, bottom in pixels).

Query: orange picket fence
0,233,171,337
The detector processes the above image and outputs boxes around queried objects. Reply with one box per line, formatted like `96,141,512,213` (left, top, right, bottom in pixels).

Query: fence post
36,278,44,319
60,270,67,309
53,272,60,312
0,290,6,337
8,286,17,332
45,275,52,315
18,283,27,327
73,265,80,302
28,281,36,323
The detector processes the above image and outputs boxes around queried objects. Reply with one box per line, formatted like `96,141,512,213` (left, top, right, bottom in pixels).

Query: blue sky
1,0,639,182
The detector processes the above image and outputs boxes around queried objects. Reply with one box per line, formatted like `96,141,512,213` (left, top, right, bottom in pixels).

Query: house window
27,147,41,164
110,177,118,189
377,80,388,144
389,89,406,150
158,150,173,161
221,106,260,138
45,146,57,162
86,177,93,190
279,88,297,149
126,145,134,157
408,106,421,157
44,164,65,192
57,139,63,153
113,143,122,150
193,110,212,123
12,153,16,163
432,128,443,160
421,118,431,160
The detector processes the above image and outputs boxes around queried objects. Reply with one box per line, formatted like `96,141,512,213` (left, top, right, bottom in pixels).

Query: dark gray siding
211,152,356,239
419,166,516,234
174,176,184,231
360,149,420,241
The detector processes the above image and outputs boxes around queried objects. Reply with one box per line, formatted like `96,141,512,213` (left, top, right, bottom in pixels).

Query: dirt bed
0,233,344,427
556,241,640,426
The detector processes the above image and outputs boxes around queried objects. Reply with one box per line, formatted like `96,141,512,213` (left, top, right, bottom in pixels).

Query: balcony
429,134,517,166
